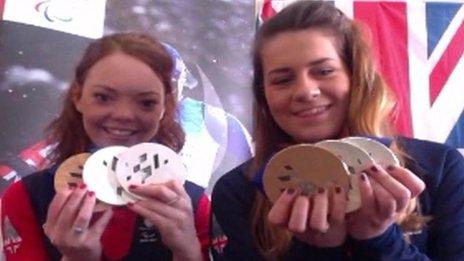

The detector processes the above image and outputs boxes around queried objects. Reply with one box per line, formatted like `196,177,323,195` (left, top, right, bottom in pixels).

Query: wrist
349,225,389,241
171,240,202,261
61,253,101,261
349,224,398,246
347,224,405,259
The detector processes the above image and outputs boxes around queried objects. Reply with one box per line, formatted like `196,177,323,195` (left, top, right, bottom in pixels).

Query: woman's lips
104,127,136,137
293,105,330,117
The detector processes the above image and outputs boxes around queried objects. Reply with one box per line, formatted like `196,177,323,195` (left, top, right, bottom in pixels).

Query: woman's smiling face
261,29,351,143
73,52,166,147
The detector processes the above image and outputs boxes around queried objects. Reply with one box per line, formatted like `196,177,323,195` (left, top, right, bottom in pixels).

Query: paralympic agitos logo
34,0,74,23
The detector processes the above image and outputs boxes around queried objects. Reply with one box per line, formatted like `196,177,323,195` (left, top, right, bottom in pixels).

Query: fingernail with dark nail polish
87,191,94,197
370,165,378,172
318,187,325,194
287,188,295,195
335,186,342,194
129,184,137,190
79,183,87,189
361,173,367,182
387,165,395,171
300,188,311,196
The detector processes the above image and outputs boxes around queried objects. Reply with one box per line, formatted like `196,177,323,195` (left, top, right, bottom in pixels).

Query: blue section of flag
426,3,462,57
446,109,464,148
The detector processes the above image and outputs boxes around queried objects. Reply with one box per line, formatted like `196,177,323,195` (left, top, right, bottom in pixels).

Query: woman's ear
71,82,83,113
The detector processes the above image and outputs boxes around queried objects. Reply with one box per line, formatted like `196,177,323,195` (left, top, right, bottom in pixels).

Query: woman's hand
268,185,348,248
43,184,113,261
347,164,425,240
127,180,202,261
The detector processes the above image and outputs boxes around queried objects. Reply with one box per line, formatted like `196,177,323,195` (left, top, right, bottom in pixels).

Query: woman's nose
112,102,136,121
293,74,321,101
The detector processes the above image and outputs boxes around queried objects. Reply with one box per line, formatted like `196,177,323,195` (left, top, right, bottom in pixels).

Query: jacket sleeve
350,147,464,260
194,193,211,261
2,181,49,260
211,170,263,260
349,224,430,260
424,148,464,259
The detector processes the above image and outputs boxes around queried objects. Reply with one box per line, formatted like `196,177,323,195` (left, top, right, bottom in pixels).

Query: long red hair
46,33,185,165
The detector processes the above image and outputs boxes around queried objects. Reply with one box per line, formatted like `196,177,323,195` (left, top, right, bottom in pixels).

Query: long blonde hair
250,1,422,258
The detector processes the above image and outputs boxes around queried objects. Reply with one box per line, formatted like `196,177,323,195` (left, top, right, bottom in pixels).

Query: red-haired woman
2,33,209,261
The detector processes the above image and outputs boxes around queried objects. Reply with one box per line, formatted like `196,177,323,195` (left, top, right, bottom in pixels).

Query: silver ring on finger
42,223,49,235
73,226,85,235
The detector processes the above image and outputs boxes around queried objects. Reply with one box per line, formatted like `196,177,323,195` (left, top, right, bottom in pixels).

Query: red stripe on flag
0,0,5,19
430,20,464,105
261,0,276,21
354,2,412,137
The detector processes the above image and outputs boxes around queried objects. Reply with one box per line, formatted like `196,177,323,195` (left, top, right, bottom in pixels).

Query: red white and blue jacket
2,167,211,260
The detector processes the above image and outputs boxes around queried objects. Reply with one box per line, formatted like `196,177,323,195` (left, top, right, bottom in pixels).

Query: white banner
2,0,106,38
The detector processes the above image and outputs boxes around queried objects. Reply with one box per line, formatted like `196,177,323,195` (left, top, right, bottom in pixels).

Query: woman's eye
140,100,157,109
319,68,334,76
94,93,110,102
271,77,291,85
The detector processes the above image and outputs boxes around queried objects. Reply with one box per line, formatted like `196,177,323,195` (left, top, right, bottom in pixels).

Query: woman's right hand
43,184,113,261
268,185,347,248
347,165,425,240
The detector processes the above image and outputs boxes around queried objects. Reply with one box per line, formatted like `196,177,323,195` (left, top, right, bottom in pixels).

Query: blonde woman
212,1,464,260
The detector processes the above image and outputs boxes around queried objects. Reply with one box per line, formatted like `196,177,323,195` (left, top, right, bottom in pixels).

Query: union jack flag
257,0,464,149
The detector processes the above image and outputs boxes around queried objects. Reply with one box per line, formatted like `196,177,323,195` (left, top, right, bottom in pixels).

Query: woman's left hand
347,164,425,240
127,180,202,261
268,185,348,248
